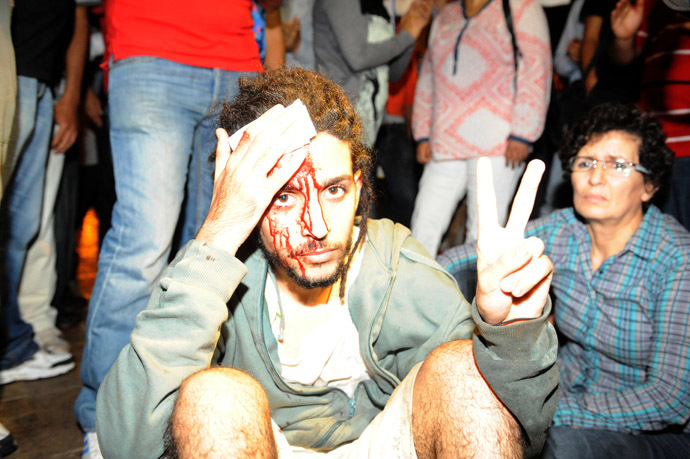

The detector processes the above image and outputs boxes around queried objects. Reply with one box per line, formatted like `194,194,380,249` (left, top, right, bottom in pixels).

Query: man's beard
257,233,353,290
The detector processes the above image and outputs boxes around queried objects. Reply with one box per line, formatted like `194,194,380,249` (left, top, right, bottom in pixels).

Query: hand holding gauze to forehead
473,158,554,325
228,99,317,152
195,102,314,257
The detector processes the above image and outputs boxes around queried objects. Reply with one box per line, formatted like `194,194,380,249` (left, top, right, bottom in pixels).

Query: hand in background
84,88,103,128
282,16,301,53
400,0,433,40
51,96,79,153
611,0,645,41
567,38,581,64
504,139,529,169
416,141,432,164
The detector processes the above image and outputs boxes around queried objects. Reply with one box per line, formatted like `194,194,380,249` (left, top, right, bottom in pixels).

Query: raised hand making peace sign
474,158,553,325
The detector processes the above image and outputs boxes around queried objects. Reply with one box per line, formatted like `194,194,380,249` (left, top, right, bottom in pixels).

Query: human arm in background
411,18,435,164
389,0,433,81
580,14,602,94
506,0,552,168
609,0,644,65
264,9,286,71
51,6,88,153
319,0,429,75
256,0,283,13
567,38,581,64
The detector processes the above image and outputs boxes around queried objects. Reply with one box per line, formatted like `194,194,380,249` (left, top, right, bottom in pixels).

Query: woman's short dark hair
558,103,674,193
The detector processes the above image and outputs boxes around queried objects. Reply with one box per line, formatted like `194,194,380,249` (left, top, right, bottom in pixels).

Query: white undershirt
266,235,370,398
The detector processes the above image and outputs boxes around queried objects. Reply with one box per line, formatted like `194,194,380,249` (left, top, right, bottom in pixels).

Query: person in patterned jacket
411,0,551,255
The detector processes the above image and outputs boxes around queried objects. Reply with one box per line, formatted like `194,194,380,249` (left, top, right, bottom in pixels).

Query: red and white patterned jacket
412,0,551,160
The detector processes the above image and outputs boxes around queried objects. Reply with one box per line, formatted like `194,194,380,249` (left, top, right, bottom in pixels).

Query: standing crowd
0,0,688,458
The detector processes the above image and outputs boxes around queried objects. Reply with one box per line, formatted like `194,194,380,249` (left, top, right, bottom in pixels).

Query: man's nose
301,195,329,239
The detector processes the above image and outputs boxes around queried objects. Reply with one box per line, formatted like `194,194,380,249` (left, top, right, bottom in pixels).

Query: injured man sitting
95,68,559,458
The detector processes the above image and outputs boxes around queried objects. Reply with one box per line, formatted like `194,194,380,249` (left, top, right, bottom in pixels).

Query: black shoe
60,294,88,314
0,426,18,457
56,309,83,329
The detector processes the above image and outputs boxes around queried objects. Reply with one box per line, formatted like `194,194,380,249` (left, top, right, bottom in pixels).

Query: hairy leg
412,340,523,459
169,367,277,459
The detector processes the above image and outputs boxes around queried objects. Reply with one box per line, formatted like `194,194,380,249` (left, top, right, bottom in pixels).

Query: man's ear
354,169,363,206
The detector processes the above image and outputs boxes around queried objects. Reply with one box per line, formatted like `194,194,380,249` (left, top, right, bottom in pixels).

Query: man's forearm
96,240,248,458
471,299,559,457
61,6,88,107
610,36,637,65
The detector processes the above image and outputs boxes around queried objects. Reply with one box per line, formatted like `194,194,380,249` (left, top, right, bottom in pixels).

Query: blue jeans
540,426,690,458
663,156,690,232
74,56,256,431
0,76,53,369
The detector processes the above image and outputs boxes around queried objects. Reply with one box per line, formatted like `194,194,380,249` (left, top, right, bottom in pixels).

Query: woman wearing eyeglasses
440,102,690,457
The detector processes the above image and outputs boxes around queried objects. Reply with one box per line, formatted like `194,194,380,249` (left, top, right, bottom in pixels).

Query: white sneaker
0,348,75,385
82,432,103,459
35,328,71,354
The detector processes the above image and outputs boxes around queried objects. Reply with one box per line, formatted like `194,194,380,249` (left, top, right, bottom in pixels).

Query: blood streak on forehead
288,152,321,189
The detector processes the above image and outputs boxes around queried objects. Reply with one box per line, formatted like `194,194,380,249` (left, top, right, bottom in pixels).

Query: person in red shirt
610,0,690,231
75,2,280,456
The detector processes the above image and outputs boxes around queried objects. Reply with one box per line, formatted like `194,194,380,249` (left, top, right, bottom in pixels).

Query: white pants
411,156,524,256
17,148,64,334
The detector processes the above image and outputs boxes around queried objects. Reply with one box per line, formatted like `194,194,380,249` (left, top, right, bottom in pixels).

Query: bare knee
170,367,277,458
412,340,523,459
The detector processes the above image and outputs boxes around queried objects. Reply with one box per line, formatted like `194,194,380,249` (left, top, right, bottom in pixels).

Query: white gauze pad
227,99,317,152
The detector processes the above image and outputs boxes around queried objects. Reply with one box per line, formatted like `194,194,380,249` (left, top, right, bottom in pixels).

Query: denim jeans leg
179,69,258,245
179,104,216,245
75,57,211,431
1,77,53,368
540,426,690,459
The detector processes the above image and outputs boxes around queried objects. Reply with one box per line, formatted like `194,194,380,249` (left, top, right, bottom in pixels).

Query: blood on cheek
265,156,329,276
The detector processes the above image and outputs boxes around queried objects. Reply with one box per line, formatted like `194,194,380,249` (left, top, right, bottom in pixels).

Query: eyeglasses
568,157,651,177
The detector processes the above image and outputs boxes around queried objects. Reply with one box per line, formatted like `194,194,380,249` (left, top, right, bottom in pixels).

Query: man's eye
326,186,345,198
274,193,294,206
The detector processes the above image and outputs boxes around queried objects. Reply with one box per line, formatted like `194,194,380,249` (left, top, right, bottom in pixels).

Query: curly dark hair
218,68,374,299
558,103,674,194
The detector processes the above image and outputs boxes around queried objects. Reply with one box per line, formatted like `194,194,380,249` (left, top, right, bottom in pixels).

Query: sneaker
82,432,103,459
0,422,18,457
34,328,71,355
0,349,75,385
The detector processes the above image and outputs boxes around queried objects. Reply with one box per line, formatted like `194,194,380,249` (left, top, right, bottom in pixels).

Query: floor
0,209,100,458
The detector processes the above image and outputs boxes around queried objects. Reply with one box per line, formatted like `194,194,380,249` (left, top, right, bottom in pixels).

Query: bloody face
259,132,362,290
